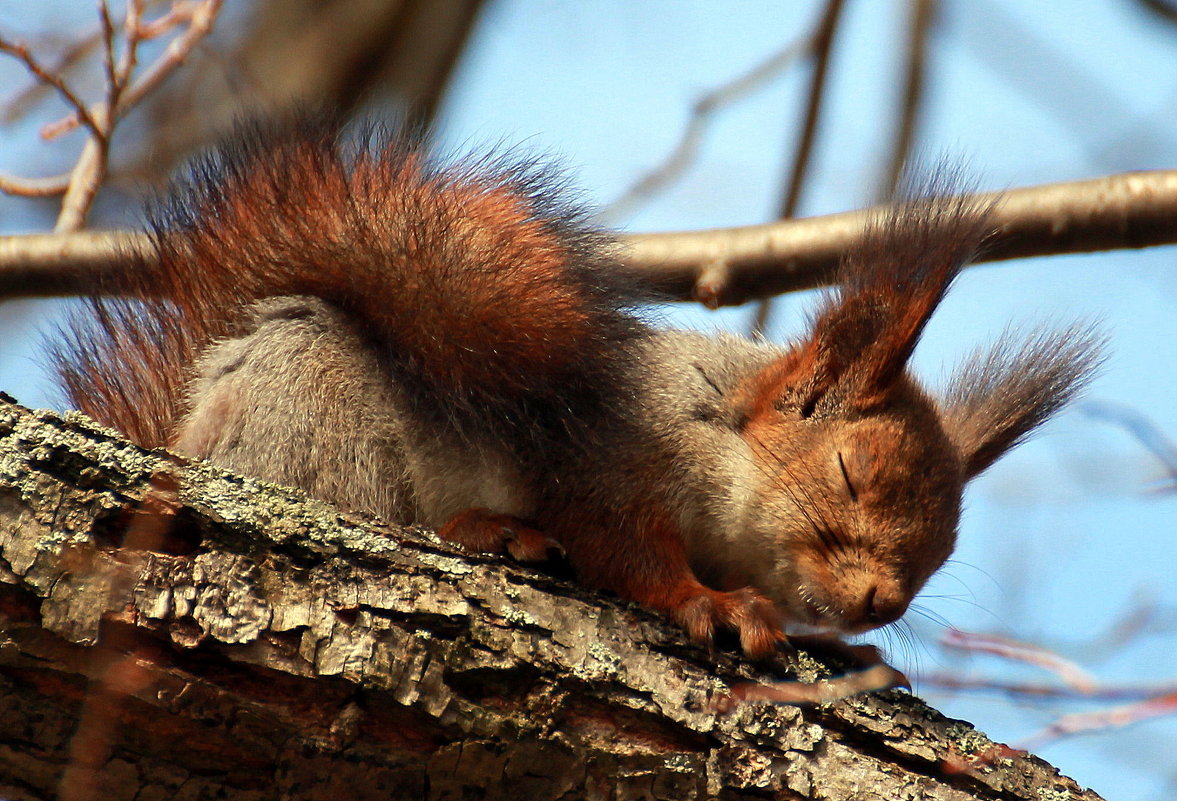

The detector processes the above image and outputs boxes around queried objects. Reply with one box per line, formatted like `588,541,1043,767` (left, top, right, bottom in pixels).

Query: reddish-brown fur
60,121,642,449
437,508,556,563
55,122,1102,658
547,505,786,658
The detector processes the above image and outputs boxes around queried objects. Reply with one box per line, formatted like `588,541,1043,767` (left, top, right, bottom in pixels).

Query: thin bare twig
1083,401,1177,489
0,170,73,197
0,0,171,126
118,0,222,116
53,0,224,232
0,38,104,139
137,2,195,39
939,628,1097,693
922,672,1177,703
751,0,845,336
924,622,1177,750
118,0,146,87
775,0,844,222
602,35,814,223
99,2,121,112
1016,692,1177,752
51,2,125,235
42,0,183,140
0,1,222,226
0,26,104,124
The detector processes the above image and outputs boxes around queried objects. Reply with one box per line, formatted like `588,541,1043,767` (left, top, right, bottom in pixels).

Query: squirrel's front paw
671,585,786,660
437,507,563,562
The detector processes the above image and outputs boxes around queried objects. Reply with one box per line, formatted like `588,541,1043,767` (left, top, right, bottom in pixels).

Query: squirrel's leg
438,508,564,563
667,583,787,660
562,513,787,659
173,297,417,523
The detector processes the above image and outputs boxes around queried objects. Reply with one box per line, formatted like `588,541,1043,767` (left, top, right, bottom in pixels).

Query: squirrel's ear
789,189,994,414
939,325,1104,479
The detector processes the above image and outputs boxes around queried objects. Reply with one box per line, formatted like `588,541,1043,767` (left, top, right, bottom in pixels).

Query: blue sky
2,2,1176,797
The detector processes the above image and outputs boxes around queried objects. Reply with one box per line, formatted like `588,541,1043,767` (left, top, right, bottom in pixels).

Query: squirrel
55,118,1102,659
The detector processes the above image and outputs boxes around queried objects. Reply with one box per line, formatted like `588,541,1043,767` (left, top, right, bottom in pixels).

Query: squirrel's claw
437,507,557,563
672,585,787,660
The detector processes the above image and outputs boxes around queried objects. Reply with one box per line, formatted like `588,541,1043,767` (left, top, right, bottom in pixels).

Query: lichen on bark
0,395,1103,801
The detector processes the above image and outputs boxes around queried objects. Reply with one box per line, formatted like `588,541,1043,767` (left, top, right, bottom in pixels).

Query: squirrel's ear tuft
939,324,1105,479
790,180,995,413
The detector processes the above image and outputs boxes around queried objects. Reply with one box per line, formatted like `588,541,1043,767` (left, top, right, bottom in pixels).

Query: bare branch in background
135,0,486,181
0,2,176,126
602,35,814,223
1084,401,1177,491
0,38,104,137
939,628,1097,692
880,0,936,199
922,673,1177,703
0,24,104,124
773,0,845,222
751,0,845,336
1017,693,1177,752
57,0,223,233
0,170,72,197
0,0,225,232
40,0,203,139
920,626,1177,751
4,170,1177,303
108,0,220,121
1135,0,1177,24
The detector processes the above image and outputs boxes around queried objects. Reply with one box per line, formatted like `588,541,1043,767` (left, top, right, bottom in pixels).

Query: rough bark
0,395,1104,801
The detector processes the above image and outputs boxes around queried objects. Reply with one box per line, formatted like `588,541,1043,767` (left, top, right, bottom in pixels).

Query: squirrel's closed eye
837,451,858,501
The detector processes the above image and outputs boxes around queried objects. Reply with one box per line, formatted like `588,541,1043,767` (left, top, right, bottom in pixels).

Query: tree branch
0,395,1104,799
629,169,1177,306
2,171,1176,304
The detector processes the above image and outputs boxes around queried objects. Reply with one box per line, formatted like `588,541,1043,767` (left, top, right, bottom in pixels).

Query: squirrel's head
728,192,1101,635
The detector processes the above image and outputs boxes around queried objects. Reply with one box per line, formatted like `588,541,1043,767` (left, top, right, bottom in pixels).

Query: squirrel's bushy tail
56,118,650,448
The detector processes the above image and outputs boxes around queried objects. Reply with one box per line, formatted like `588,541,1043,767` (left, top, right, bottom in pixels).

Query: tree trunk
0,395,1103,801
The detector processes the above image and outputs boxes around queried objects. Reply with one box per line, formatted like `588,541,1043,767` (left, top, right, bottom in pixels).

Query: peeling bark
0,395,1104,800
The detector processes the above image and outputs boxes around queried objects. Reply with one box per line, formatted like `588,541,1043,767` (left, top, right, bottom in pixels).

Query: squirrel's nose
860,581,907,627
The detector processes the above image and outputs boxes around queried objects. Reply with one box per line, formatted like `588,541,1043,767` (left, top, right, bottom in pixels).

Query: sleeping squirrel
56,119,1101,658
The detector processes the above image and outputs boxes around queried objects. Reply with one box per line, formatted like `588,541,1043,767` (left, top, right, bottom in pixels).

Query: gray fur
176,296,537,528
621,331,782,576
177,302,782,560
